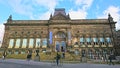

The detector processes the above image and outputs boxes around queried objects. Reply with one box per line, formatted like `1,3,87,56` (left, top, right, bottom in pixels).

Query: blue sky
0,0,120,42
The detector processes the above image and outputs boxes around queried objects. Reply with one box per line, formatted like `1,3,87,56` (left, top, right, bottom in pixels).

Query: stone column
33,38,36,48
19,38,23,48
12,38,16,48
26,38,29,48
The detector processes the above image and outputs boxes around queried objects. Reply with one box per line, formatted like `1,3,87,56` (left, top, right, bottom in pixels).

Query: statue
108,13,114,22
7,15,12,22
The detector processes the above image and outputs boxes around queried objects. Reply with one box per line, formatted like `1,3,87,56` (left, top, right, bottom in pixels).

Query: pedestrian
56,52,61,66
27,53,32,61
2,55,5,60
2,52,6,60
62,52,65,58
108,55,114,65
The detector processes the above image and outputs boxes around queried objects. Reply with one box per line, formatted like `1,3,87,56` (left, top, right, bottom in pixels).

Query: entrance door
56,41,60,51
61,41,66,52
55,41,66,52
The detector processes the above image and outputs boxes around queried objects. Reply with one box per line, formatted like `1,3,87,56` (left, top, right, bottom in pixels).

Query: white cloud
39,11,51,20
69,0,93,19
69,9,87,19
0,24,5,42
75,0,93,10
98,6,120,30
34,0,57,11
7,0,58,20
8,0,33,17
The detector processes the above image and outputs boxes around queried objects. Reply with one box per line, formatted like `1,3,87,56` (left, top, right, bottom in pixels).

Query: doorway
54,31,66,52
55,41,66,52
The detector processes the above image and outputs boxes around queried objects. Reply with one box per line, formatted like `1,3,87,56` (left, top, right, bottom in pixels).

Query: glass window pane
86,38,91,42
8,39,14,48
106,37,111,42
42,38,47,46
93,38,98,42
36,38,41,48
15,39,21,48
29,38,34,48
56,32,65,38
22,39,27,48
80,37,84,42
100,38,104,42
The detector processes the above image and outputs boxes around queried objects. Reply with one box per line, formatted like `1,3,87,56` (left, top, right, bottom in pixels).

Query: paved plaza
0,59,120,68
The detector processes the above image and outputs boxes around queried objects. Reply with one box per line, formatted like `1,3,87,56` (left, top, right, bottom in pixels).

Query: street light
108,14,116,56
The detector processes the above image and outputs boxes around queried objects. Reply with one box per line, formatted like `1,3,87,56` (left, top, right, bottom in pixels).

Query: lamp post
108,14,116,56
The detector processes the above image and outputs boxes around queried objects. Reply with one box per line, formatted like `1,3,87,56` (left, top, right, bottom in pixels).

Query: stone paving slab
0,59,120,68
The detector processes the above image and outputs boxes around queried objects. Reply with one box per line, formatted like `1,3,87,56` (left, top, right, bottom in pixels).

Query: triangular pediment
50,13,70,20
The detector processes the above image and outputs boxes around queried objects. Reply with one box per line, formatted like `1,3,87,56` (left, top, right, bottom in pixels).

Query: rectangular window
22,39,27,48
86,38,91,45
29,38,34,48
36,38,41,48
106,37,111,43
8,39,14,48
42,38,47,46
100,38,104,42
100,38,104,45
80,37,84,42
93,38,98,42
15,39,21,48
80,37,84,45
86,38,91,42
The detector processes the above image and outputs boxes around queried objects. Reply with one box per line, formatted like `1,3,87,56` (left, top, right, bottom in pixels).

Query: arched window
55,31,66,38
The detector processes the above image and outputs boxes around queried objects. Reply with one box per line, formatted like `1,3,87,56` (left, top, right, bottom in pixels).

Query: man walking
56,52,61,66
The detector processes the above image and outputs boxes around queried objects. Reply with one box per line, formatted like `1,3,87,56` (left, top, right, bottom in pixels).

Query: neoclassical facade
1,8,117,59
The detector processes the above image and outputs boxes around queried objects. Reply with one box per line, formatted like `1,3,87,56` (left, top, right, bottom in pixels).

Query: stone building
115,30,120,56
1,8,117,60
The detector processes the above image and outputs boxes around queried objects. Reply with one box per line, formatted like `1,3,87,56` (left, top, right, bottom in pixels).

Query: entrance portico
54,31,66,52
